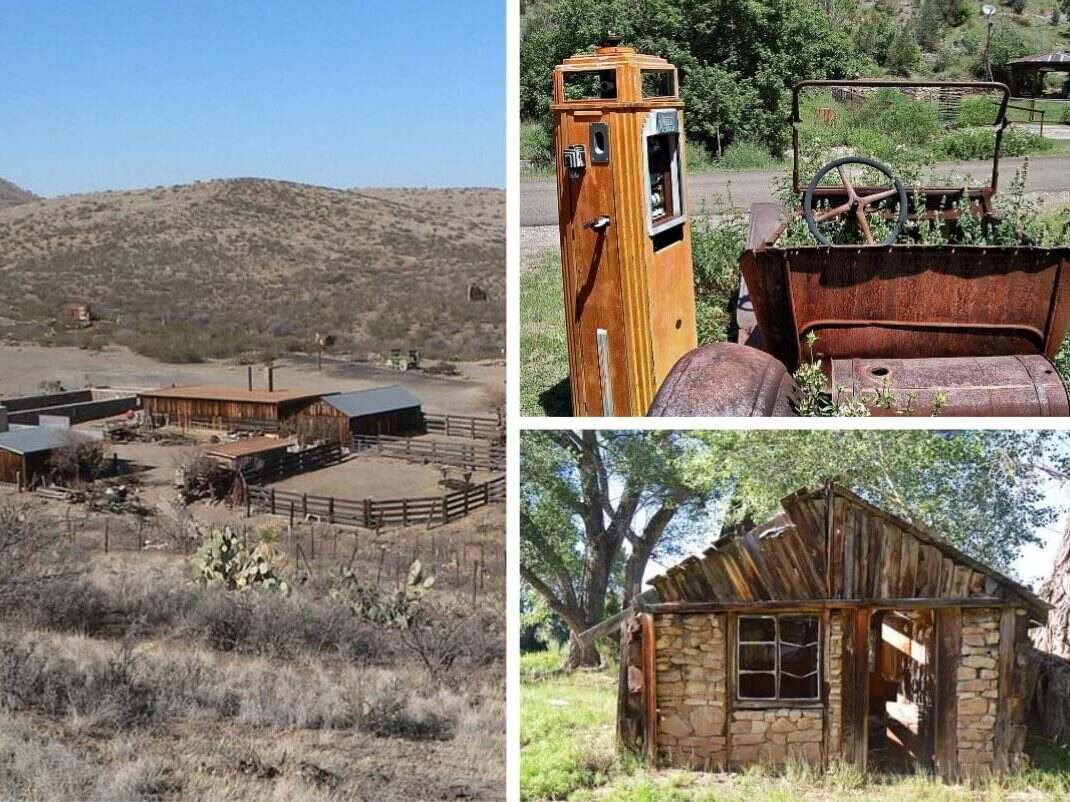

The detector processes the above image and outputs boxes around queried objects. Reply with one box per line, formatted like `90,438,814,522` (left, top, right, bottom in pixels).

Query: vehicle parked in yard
651,80,1070,416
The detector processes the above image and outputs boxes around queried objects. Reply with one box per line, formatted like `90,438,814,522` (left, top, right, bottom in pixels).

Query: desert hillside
0,178,504,362
0,178,38,209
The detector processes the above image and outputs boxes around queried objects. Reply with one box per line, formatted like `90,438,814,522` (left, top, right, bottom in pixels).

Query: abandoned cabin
616,483,1048,780
295,386,425,442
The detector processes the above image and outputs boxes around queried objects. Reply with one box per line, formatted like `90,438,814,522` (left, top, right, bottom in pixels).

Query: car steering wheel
803,156,908,246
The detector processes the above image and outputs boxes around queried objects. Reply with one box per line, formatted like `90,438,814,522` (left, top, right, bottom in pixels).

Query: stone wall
653,613,727,769
728,708,823,766
957,608,1000,777
653,612,831,770
827,613,844,757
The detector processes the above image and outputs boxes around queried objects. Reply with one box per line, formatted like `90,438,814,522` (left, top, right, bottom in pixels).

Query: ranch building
616,483,1047,781
0,426,91,488
294,386,424,442
139,385,323,431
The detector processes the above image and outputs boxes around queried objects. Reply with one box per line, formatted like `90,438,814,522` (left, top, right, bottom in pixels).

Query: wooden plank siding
935,607,962,780
647,484,1048,623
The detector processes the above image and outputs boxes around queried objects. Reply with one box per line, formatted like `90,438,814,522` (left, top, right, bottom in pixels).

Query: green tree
521,430,1070,668
917,0,946,51
520,431,718,667
885,28,922,76
519,0,866,160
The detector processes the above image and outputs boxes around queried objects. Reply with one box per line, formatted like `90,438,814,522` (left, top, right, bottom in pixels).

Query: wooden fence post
402,498,408,527
271,488,276,515
104,521,109,554
363,498,371,528
302,493,307,519
328,497,335,525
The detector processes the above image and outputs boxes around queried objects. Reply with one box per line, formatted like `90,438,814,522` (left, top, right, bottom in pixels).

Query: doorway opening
866,609,935,773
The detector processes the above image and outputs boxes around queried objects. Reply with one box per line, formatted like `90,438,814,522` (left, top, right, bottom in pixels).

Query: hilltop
0,178,504,362
0,178,39,209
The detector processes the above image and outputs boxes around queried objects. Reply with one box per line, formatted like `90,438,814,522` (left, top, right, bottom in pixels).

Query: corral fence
244,474,505,530
351,434,505,471
424,412,503,441
238,442,343,485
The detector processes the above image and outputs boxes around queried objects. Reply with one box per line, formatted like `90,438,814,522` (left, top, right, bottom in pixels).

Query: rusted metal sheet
742,246,1070,372
830,354,1070,416
647,342,795,416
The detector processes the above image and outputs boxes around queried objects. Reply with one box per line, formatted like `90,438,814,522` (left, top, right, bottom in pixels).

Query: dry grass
0,498,505,801
0,178,504,362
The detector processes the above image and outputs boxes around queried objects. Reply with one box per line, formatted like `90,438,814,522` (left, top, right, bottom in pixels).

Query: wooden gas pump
553,40,697,416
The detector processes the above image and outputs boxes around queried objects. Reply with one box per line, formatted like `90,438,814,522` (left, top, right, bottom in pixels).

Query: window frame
736,613,821,703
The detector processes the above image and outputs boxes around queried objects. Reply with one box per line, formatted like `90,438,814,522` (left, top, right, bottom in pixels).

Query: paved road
520,153,1070,226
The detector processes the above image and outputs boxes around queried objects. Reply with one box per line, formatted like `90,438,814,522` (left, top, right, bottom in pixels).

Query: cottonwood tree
520,431,717,667
522,430,1070,669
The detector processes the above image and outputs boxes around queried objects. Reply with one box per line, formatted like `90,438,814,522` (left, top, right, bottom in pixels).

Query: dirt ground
271,455,497,500
0,343,504,414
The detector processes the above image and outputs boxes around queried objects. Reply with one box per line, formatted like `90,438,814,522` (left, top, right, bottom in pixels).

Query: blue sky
1,1,504,196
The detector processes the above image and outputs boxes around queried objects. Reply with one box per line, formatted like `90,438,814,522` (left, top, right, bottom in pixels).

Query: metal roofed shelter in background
614,483,1046,779
1007,52,1070,98
0,427,92,487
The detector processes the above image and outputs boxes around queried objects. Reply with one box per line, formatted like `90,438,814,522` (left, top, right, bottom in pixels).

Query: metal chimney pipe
268,366,275,392
247,366,253,391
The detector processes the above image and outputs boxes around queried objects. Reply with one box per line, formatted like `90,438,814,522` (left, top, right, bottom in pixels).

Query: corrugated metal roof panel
321,386,422,418
0,427,88,456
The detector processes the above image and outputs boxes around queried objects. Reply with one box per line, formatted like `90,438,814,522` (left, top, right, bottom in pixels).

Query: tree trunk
1035,518,1070,658
566,631,602,669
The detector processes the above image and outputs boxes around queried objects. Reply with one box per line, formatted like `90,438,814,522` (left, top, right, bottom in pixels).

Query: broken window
738,614,820,701
562,69,617,101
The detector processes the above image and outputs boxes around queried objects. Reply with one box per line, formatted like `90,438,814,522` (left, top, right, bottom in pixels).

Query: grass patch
522,668,1070,802
520,252,570,416
521,666,619,801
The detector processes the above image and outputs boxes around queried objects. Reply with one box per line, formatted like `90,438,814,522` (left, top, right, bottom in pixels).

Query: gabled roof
140,385,321,404
1009,52,1070,66
647,482,1049,623
0,427,88,456
321,386,422,418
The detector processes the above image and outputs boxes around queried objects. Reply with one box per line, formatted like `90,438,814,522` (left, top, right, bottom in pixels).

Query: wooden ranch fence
423,413,503,441
245,474,505,530
351,434,505,470
239,442,343,484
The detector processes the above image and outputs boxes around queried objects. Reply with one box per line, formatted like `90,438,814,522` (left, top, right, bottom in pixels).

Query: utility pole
983,4,997,82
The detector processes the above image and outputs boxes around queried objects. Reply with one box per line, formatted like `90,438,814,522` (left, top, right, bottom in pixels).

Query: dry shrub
359,680,455,741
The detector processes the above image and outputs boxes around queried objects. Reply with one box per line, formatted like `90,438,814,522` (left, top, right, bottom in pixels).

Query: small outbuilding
295,386,424,442
615,483,1048,780
1007,52,1070,97
0,427,90,488
203,436,296,471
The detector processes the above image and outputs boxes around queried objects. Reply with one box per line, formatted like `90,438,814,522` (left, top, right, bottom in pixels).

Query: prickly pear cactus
330,560,435,628
192,527,288,593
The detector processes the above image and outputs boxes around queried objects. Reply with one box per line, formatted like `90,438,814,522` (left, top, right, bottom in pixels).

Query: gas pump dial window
562,69,618,100
641,69,676,98
642,110,684,236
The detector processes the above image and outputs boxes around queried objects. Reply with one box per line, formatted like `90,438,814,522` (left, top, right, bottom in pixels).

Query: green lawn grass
520,253,571,416
521,655,1070,802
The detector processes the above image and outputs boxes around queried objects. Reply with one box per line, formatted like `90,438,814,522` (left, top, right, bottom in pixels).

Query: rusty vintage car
650,79,1070,416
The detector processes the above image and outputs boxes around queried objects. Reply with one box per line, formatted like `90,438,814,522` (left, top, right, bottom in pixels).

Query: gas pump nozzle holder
553,44,698,416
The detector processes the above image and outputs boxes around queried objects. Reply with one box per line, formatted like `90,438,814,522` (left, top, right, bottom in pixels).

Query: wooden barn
294,386,424,442
139,385,322,431
615,483,1048,781
0,427,89,488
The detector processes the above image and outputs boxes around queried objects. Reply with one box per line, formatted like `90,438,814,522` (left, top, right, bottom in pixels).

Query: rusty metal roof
646,483,1049,622
139,385,322,404
204,436,295,459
